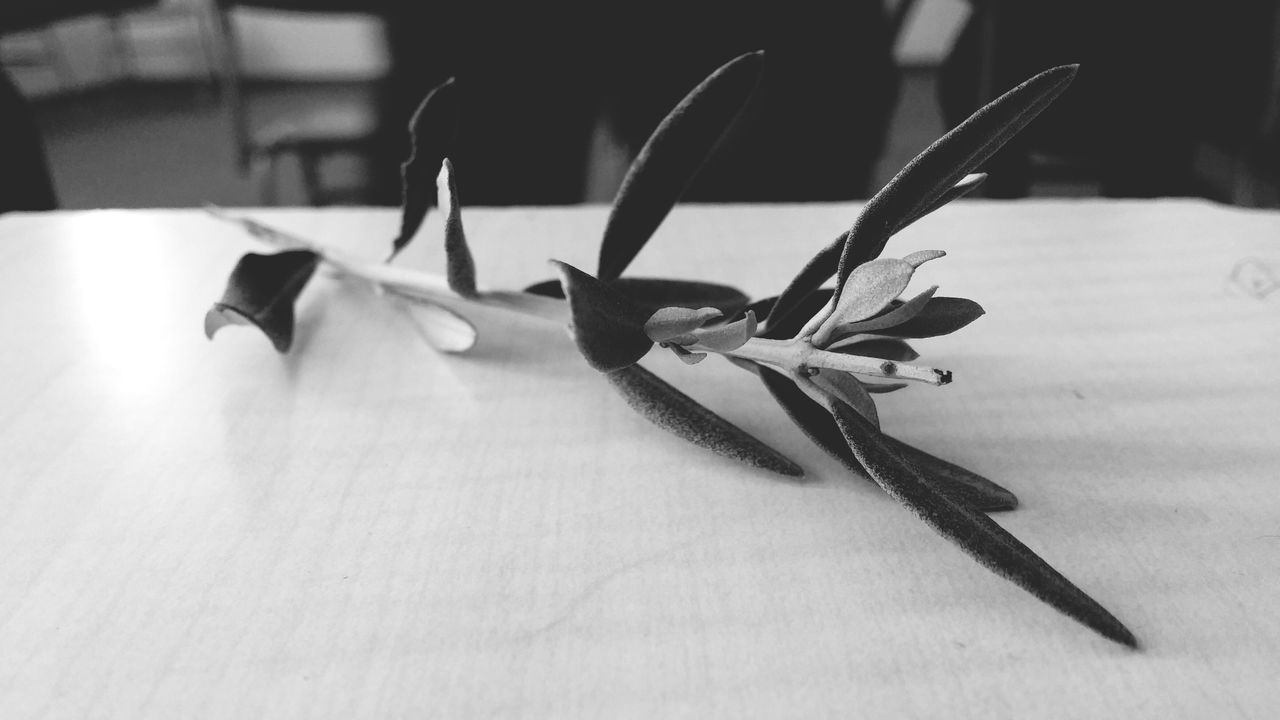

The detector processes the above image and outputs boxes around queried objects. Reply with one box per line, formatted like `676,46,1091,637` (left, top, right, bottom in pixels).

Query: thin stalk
715,337,952,386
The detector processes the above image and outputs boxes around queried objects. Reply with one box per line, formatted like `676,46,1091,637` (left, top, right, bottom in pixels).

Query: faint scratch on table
509,533,711,642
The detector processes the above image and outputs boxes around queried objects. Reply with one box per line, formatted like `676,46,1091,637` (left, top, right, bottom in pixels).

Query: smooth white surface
1,200,1279,718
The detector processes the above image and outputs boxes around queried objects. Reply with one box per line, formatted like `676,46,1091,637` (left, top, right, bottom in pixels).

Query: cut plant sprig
713,335,952,386
205,53,1140,648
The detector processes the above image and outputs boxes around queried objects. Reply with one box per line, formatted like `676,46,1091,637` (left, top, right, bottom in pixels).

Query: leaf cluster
203,51,1136,648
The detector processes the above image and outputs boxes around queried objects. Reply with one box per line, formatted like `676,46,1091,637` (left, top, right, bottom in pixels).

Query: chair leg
299,151,326,206
105,14,139,83
253,152,280,206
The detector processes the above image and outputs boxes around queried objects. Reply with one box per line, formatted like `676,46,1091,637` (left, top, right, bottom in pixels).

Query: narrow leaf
833,65,1077,293
758,368,1015,512
551,260,653,372
828,398,1136,648
860,380,909,394
391,77,457,259
203,204,313,251
205,249,320,353
828,338,919,361
812,258,920,345
756,288,835,340
811,368,879,427
606,364,803,477
645,306,723,342
598,51,763,280
392,295,477,353
670,346,708,365
894,173,986,235
437,158,478,298
879,434,1018,511
526,276,750,318
878,297,985,339
826,286,938,342
761,237,842,337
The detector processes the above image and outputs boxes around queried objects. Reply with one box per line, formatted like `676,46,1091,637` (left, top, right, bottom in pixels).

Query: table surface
1,199,1278,718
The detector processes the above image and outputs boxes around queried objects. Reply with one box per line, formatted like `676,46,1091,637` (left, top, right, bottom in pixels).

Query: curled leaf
878,297,986,339
598,51,763,281
670,345,708,365
827,398,1136,648
758,368,1015,512
391,294,477,353
391,77,458,259
205,249,320,352
606,364,802,477
689,310,757,352
437,158,478,298
551,260,653,372
645,306,723,342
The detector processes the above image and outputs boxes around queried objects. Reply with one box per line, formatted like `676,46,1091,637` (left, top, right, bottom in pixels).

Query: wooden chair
206,0,381,205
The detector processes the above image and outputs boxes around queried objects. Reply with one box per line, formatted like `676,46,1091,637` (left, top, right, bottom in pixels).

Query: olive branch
205,52,1137,648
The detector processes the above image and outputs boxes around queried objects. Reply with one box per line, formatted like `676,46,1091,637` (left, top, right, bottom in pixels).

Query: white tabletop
2,199,1279,718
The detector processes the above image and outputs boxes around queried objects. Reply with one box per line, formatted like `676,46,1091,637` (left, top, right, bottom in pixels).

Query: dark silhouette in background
7,2,1280,208
939,1,1279,199
374,2,901,205
0,67,57,212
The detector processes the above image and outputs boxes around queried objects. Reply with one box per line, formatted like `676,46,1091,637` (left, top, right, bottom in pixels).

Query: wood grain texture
1,200,1279,718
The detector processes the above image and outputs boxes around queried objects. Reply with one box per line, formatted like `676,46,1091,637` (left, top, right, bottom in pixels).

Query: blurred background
3,0,1279,211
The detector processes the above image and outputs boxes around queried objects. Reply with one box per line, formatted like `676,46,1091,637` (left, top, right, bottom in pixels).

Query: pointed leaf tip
551,260,654,372
758,368,1016,512
437,158,478,298
827,398,1137,648
833,63,1078,295
598,50,764,280
645,306,724,342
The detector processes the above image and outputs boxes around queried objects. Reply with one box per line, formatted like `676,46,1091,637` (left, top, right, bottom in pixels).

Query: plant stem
207,208,946,385
717,337,952,386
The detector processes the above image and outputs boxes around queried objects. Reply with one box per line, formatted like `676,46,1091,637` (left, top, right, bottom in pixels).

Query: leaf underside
597,50,764,281
827,398,1137,648
757,367,1015,512
204,249,320,353
606,364,803,477
391,77,458,260
392,295,477,353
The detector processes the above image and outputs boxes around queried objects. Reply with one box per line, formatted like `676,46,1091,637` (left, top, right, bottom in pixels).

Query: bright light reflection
62,211,189,397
